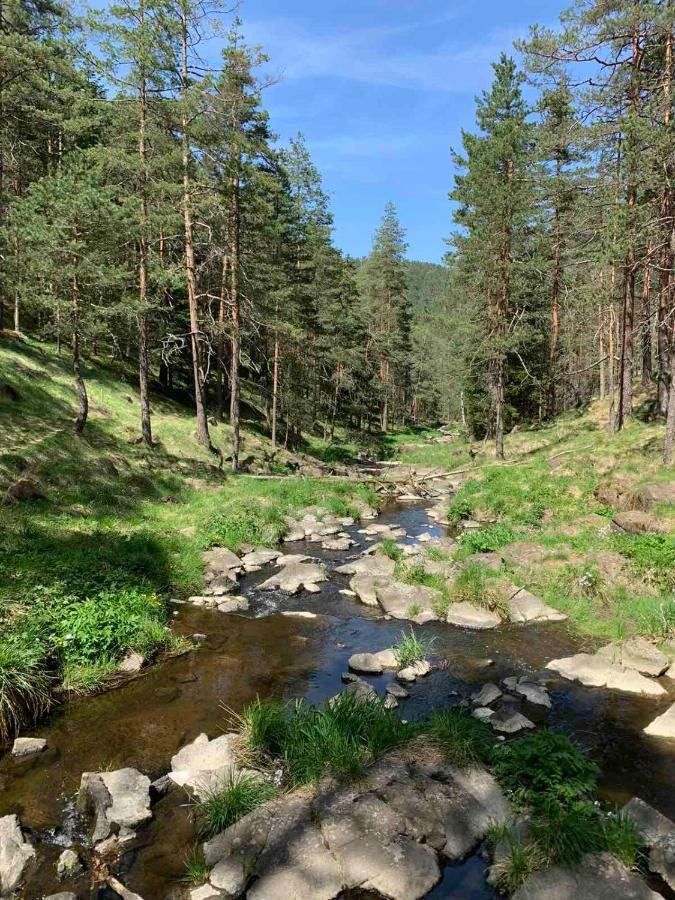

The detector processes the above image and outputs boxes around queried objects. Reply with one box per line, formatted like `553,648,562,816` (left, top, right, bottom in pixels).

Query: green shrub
427,708,494,768
458,524,516,556
0,635,52,741
237,697,289,757
448,496,473,523
612,533,675,589
451,562,509,616
493,730,599,809
192,771,277,838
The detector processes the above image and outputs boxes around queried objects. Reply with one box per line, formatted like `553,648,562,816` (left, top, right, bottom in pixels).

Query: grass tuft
0,636,53,742
427,707,494,768
394,627,431,668
192,770,277,838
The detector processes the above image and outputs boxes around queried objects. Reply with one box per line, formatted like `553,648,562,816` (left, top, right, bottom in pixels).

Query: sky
233,0,569,263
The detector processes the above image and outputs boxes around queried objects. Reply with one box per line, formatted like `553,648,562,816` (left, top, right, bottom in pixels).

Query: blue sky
235,0,569,263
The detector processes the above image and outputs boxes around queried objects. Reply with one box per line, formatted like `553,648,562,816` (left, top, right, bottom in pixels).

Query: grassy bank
0,336,378,738
393,400,675,643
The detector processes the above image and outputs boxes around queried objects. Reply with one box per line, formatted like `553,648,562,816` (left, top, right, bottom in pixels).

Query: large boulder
259,561,327,594
547,653,666,697
376,582,441,622
348,649,398,675
169,733,238,798
78,768,152,843
446,602,501,630
597,637,670,677
513,852,662,899
637,483,675,510
335,553,396,578
0,814,35,895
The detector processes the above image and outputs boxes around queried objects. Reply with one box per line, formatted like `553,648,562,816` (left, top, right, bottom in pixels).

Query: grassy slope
393,399,675,643
0,336,377,730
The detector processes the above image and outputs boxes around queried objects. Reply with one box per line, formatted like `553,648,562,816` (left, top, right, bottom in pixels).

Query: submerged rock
78,768,152,843
0,814,35,895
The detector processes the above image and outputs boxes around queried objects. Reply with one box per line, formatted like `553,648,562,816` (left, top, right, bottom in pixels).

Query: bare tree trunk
138,313,152,446
608,298,617,433
598,302,606,398
617,253,635,428
72,270,88,434
640,242,653,389
180,9,211,450
664,339,675,464
271,327,279,449
548,164,562,417
229,170,241,471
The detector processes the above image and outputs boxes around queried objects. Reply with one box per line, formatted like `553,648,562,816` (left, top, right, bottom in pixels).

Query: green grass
450,562,510,617
427,708,495,767
192,771,277,839
393,561,451,617
394,627,431,668
236,694,415,786
0,635,53,742
455,524,517,558
183,846,211,884
488,836,546,895
378,538,404,561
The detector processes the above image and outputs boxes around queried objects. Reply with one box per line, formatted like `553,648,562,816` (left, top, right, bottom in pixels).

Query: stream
2,499,675,899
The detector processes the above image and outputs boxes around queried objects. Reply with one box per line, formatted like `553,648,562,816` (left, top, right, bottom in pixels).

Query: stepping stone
336,553,396,577
11,737,47,758
446,602,501,630
259,562,327,594
644,703,675,738
0,814,35,895
472,707,495,722
507,589,567,624
489,709,535,734
598,637,670,677
384,695,399,710
376,582,441,622
385,682,409,699
547,653,666,696
471,683,502,707
217,597,249,614
322,537,353,551
396,660,431,683
514,682,551,709
169,733,238,798
349,653,385,675
78,768,152,843
241,549,282,570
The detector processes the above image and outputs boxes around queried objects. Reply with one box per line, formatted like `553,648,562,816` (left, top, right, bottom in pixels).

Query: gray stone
56,848,82,879
638,483,675,509
0,814,35,894
472,707,495,722
259,561,327,594
384,694,399,710
376,582,442,622
45,894,79,900
507,589,567,624
598,637,670,677
189,887,222,900
348,652,384,675
322,537,353,551
78,768,152,843
446,602,501,630
336,553,396,577
385,682,409,699
11,736,47,758
281,610,317,619
216,597,249,614
350,574,387,607
397,660,431,683
489,709,535,734
512,851,662,900
623,797,673,846
241,549,281,570
340,680,378,703
117,652,145,674
650,832,675,890
471,683,502,707
514,682,552,709
203,546,242,574
547,653,666,696
169,733,238,798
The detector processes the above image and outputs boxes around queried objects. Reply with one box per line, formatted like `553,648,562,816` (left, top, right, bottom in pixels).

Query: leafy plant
458,524,516,556
493,730,599,809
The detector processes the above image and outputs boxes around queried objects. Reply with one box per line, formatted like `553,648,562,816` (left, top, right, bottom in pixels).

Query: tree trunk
598,302,606,399
608,298,617,433
180,10,211,450
664,340,675,464
71,270,88,434
548,164,562,417
658,21,673,416
229,170,241,471
137,9,152,448
271,328,280,449
640,243,653,388
216,251,229,422
617,253,635,428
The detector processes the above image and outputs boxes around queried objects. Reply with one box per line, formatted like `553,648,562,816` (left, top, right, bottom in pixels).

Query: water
2,500,674,898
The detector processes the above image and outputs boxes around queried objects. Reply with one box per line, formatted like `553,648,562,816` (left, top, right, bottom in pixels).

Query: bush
192,771,277,838
451,562,509,616
612,533,675,590
427,708,494,768
458,524,516,556
493,730,599,809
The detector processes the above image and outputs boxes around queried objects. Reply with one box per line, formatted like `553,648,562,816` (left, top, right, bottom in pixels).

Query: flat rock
638,483,675,509
0,814,35,894
512,851,662,900
45,894,79,900
623,797,674,847
169,733,238,798
613,511,670,535
217,596,250,614
508,589,567,624
501,542,547,569
349,574,387,607
348,649,398,674
598,638,669,677
376,581,442,622
514,682,551,709
322,537,353,551
650,832,675,890
340,680,378,703
336,553,396,577
472,707,495,722
471,683,502,707
78,768,152,843
281,610,317,619
547,653,666,696
397,660,431,682
117,652,145,674
489,709,535,734
386,682,409,699
11,737,47,758
259,561,327,594
241,549,282,570
203,547,242,575
466,552,502,571
446,602,501,630
644,703,675,738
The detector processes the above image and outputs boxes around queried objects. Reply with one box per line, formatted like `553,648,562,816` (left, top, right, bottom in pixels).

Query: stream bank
1,489,674,899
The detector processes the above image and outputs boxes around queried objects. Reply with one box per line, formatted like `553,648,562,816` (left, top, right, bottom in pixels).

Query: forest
1,0,671,463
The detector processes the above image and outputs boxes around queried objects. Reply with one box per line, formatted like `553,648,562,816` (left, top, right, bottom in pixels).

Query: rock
501,542,547,569
322,537,353,551
597,637,669,677
341,672,360,684
336,553,396,578
216,597,249,614
446,602,501,630
376,581,442,622
0,814,35,894
349,574,386,607
623,797,673,846
281,611,317,619
384,695,399,710
547,653,666,696
507,589,567,624
241,549,282,570
489,709,535,734
644,703,675,738
651,832,675,890
45,894,79,900
348,649,398,675
11,736,47,758
56,848,82,879
149,774,172,800
3,478,44,505
203,547,242,582
106,875,145,900
472,707,495,722
386,682,409,699
117,652,145,674
512,851,662,900
192,634,208,644
613,511,670,535
259,561,327,594
466,552,502,571
514,682,552,709
638,482,675,510
190,886,222,900
169,733,238,798
79,768,152,843
202,574,239,597
396,660,431,683
471,683,502,707
594,478,635,510
340,680,378,703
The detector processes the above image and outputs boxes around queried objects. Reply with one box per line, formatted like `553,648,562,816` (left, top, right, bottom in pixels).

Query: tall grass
427,708,494,767
192,771,277,838
394,627,431,668
0,636,52,741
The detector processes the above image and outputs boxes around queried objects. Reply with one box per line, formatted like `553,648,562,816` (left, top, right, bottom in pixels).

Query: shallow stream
2,500,674,899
